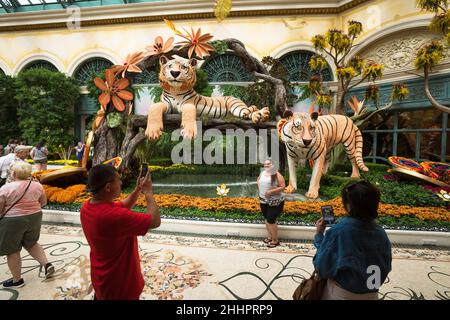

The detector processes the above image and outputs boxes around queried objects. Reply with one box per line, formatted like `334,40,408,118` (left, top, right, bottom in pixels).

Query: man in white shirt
0,145,32,186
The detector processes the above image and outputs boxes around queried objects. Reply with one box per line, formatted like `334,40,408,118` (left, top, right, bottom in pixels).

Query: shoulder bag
292,270,327,300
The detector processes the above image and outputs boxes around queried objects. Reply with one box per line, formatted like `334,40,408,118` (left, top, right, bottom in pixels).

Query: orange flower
145,36,175,57
94,69,133,112
177,27,215,59
72,191,450,222
111,51,146,78
347,96,366,115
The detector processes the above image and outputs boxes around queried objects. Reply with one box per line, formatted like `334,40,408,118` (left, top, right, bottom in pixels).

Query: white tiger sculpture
145,56,270,140
278,112,369,199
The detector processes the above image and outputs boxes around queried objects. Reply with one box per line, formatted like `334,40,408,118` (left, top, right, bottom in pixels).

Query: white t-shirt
258,172,281,201
0,153,16,179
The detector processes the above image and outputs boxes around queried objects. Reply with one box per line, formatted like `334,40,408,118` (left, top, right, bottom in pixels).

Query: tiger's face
290,112,319,148
159,56,197,93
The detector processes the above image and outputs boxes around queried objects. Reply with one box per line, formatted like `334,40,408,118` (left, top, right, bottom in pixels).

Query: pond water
151,174,258,198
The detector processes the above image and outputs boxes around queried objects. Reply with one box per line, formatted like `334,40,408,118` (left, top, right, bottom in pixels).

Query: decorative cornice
0,0,370,33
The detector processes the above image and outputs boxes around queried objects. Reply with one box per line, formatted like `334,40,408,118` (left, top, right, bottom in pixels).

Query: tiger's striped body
145,56,270,140
160,89,256,119
279,112,368,199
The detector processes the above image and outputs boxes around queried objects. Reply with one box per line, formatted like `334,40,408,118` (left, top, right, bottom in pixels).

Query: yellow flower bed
43,184,87,204
27,159,79,165
147,164,194,172
70,192,450,222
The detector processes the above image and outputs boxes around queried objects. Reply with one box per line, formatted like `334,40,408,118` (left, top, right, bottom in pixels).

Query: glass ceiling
0,0,167,14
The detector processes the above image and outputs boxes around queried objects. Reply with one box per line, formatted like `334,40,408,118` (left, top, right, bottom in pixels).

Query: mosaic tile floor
0,224,449,300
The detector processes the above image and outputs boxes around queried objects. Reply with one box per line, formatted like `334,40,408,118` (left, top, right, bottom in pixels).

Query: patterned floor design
0,224,449,300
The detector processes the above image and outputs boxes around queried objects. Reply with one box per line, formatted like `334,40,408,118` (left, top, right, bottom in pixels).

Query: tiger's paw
180,123,197,140
145,124,163,140
251,107,270,123
284,184,296,194
305,190,319,199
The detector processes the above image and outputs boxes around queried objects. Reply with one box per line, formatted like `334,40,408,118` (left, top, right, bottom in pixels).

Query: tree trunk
335,81,347,115
424,65,450,114
115,114,277,169
224,38,288,116
92,120,119,165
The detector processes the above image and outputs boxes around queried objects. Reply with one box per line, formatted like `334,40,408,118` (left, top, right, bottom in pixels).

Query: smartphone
321,206,335,225
140,163,149,177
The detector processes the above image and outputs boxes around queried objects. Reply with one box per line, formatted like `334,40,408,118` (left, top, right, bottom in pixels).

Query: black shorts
260,201,284,224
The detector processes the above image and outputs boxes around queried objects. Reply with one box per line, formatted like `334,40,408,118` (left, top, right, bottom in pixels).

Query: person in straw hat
0,145,33,187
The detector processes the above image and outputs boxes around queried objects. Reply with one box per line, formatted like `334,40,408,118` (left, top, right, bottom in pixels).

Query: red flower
111,51,146,78
94,69,133,112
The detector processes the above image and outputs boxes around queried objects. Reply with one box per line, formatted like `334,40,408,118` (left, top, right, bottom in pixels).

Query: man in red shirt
80,164,160,300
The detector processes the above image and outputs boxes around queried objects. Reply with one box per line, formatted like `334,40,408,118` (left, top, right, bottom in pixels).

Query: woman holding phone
257,159,286,248
313,180,392,300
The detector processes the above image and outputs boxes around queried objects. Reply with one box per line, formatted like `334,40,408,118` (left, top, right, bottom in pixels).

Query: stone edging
42,209,450,247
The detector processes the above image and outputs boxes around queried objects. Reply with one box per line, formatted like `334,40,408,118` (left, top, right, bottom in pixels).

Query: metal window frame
363,112,449,163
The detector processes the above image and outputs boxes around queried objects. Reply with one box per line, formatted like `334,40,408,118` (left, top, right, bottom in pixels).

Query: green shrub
292,163,443,207
15,69,80,150
0,74,21,142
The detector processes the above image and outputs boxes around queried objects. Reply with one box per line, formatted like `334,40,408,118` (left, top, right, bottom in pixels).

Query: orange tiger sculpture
279,112,369,199
145,56,270,140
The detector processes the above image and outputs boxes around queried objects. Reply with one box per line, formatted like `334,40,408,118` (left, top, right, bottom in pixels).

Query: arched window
201,53,254,83
279,50,333,82
129,68,159,85
73,58,113,86
21,60,58,73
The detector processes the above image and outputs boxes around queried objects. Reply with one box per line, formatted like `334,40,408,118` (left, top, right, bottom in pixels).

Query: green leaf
106,112,123,128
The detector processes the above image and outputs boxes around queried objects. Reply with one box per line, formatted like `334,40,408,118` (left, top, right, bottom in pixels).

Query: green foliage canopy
15,69,80,151
0,74,21,143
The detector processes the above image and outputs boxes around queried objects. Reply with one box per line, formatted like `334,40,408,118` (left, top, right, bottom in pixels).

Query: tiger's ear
160,55,169,66
283,110,293,119
311,112,319,121
189,58,197,67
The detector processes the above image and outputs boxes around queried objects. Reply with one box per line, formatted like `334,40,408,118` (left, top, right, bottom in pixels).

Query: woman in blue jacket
313,180,392,300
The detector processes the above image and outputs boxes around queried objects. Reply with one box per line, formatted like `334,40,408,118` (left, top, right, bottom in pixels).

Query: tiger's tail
354,127,369,172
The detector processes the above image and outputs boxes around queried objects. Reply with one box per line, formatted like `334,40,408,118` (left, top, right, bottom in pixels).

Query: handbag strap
0,178,33,221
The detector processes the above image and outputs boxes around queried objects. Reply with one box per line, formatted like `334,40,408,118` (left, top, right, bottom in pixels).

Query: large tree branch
223,38,287,115
424,65,450,114
348,75,369,91
129,114,276,131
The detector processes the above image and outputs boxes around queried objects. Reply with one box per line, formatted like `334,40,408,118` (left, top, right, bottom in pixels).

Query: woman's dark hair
36,141,45,150
88,164,118,194
341,180,381,221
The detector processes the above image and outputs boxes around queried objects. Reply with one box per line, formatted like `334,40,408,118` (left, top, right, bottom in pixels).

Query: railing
363,112,449,163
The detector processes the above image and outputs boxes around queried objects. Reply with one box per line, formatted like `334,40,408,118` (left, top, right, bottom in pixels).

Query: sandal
267,241,280,248
263,238,272,244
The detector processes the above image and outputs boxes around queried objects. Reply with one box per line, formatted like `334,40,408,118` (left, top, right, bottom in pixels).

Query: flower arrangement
391,83,410,101
348,21,363,38
66,192,450,222
415,41,444,69
216,184,230,197
337,67,356,80
365,84,380,104
309,55,328,72
43,184,87,204
363,63,384,82
437,190,450,202
315,94,333,108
